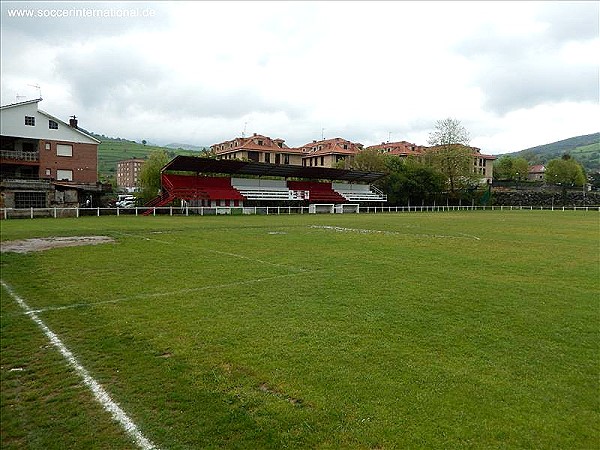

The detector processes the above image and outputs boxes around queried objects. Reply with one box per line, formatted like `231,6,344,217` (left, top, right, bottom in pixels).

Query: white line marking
309,225,481,240
207,249,306,271
1,280,159,450
112,231,309,271
15,271,315,315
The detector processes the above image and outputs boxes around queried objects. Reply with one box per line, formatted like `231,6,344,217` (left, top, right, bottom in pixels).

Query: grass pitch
1,211,598,449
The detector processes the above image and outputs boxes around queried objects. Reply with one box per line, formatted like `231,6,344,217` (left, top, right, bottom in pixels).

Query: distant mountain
507,133,600,173
164,142,208,152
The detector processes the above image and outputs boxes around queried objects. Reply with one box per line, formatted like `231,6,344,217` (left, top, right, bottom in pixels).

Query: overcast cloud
1,1,598,153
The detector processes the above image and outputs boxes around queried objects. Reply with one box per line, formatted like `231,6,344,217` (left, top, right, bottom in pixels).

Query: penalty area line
0,280,160,450
16,271,318,315
309,225,481,240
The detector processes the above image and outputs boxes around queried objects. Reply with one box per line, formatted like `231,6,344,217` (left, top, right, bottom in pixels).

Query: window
49,120,58,129
284,154,289,164
15,191,46,208
45,142,51,150
56,144,73,157
45,168,51,176
56,169,73,181
320,156,324,166
265,153,270,163
25,116,35,126
275,154,281,164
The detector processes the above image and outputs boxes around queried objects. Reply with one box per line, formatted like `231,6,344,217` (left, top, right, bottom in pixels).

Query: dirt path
1,236,115,253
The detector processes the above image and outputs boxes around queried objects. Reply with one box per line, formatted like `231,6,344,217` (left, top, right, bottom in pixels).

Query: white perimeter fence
1,204,599,219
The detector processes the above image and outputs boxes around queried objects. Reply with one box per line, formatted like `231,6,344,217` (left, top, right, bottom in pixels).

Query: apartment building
211,133,496,183
117,158,145,191
298,138,363,168
211,133,304,165
367,141,496,183
366,141,427,157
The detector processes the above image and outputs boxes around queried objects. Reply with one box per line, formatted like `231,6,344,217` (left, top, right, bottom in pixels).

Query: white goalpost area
309,204,360,214
335,203,360,214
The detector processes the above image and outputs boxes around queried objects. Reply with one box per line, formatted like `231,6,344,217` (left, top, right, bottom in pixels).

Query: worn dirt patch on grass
1,236,115,253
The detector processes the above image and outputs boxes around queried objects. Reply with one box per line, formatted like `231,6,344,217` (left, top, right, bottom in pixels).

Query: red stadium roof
162,156,386,183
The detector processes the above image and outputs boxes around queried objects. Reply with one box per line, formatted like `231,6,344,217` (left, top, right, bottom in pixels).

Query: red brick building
0,98,105,208
117,158,145,191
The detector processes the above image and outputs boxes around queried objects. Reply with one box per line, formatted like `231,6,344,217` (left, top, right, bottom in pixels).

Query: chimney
69,115,78,128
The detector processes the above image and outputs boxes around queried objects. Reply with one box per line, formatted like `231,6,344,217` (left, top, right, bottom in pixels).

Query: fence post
170,206,173,216
54,207,57,218
30,207,33,219
117,207,120,217
97,207,100,217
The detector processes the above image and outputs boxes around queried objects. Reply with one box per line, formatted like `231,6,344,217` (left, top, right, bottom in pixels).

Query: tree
494,156,529,181
342,148,387,172
427,118,471,148
544,157,586,187
425,118,480,194
376,156,446,205
138,150,170,202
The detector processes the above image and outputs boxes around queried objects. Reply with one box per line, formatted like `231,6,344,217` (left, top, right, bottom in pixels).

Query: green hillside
510,133,600,173
94,136,208,179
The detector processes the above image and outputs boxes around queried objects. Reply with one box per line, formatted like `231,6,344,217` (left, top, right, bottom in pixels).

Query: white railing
1,204,598,220
0,150,39,161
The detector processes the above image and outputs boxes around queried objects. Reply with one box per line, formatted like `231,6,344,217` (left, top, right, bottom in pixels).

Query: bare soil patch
1,236,115,254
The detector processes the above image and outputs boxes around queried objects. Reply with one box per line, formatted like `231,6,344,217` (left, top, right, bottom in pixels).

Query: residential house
528,164,545,181
0,98,105,208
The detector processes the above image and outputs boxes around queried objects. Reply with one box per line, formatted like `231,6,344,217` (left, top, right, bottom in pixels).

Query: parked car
116,195,136,208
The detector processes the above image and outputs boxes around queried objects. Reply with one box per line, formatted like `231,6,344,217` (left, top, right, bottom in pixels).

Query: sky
1,1,598,154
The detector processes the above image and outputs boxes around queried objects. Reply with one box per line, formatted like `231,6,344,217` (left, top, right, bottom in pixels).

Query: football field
1,211,598,449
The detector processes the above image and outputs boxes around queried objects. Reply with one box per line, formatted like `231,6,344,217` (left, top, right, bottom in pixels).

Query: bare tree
425,118,479,194
427,118,471,148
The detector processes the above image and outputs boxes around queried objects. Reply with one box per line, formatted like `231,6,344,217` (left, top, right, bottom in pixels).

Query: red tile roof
296,138,363,157
211,134,304,155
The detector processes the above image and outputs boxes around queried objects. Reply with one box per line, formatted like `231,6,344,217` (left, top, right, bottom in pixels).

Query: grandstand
144,156,387,214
